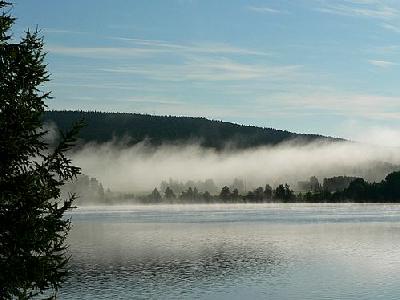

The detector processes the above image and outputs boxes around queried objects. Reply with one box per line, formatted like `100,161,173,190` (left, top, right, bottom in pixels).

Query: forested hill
43,110,343,149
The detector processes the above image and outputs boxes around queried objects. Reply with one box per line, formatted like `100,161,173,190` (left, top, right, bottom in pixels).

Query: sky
10,0,400,140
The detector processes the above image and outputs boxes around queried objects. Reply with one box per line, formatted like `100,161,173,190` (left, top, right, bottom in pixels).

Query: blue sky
11,0,400,139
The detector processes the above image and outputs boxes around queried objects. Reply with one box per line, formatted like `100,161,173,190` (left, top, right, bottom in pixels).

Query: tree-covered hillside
43,111,342,149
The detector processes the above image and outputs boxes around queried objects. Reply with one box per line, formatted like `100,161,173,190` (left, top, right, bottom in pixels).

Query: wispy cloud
247,6,284,14
46,45,162,58
48,82,167,93
100,58,302,82
123,96,185,106
277,92,400,120
381,22,400,33
368,59,396,67
47,38,270,59
372,44,400,55
112,37,270,56
316,1,398,19
42,28,87,35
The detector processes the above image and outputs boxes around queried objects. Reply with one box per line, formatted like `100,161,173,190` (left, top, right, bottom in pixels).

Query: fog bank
70,140,400,193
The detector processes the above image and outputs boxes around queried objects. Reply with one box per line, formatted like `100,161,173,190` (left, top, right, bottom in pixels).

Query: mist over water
70,140,400,193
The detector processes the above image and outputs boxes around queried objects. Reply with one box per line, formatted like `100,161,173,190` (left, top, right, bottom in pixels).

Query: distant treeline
64,171,400,204
43,110,342,149
142,171,400,203
294,171,400,202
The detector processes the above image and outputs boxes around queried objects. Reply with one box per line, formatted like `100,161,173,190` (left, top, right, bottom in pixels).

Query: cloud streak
381,23,400,33
368,59,396,67
100,58,302,82
46,45,162,58
42,28,87,35
47,38,270,59
112,38,270,56
316,1,398,19
247,6,285,14
279,92,400,120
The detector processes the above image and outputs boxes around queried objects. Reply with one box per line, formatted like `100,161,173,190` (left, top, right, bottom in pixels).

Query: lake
59,204,400,299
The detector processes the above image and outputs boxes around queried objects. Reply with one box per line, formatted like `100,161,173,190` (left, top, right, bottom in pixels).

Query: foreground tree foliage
0,2,82,298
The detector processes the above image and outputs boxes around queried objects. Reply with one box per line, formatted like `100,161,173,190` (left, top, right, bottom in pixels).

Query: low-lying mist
70,140,400,194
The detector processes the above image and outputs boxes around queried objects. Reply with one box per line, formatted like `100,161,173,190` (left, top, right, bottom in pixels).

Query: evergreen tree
274,184,294,202
164,186,176,201
150,188,162,202
219,186,231,202
264,184,272,200
193,187,199,201
0,2,82,298
202,191,211,202
254,187,264,202
231,188,239,202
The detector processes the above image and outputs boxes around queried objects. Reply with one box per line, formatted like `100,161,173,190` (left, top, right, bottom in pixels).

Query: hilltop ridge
43,110,344,149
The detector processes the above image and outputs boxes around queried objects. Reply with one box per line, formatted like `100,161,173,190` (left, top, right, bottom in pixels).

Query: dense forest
43,110,343,149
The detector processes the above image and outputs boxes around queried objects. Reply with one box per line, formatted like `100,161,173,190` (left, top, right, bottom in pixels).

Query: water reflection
63,221,287,299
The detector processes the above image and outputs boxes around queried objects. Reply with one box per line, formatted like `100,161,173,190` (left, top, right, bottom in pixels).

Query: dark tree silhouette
254,187,264,202
164,186,176,201
150,188,162,202
180,187,195,201
231,188,239,201
274,184,294,202
219,186,231,202
202,191,212,202
343,178,369,202
264,184,272,200
382,171,400,201
0,2,82,298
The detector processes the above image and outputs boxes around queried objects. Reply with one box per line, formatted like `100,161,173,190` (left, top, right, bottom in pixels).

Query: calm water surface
60,204,400,299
